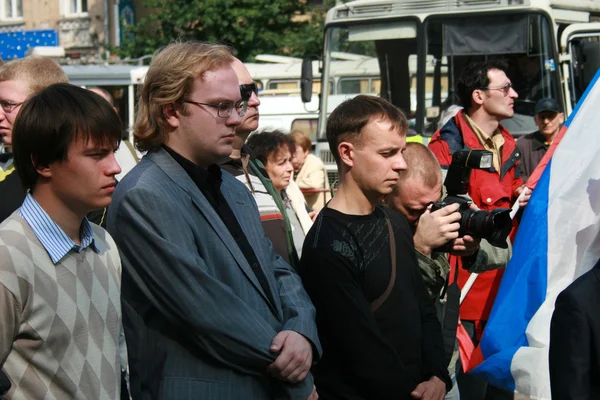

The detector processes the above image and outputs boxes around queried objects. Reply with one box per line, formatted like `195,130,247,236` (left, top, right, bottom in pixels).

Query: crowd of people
0,40,589,400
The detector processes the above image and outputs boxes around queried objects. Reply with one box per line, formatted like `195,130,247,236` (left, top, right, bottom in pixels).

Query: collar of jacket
439,110,520,179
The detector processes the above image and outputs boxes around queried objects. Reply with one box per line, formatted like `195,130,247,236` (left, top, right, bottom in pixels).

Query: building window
1,0,23,20
62,0,88,16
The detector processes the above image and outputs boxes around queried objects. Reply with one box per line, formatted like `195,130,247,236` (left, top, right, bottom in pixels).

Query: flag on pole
464,69,600,399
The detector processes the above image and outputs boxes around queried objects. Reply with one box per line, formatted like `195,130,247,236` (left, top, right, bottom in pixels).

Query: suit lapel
147,149,275,308
220,172,282,313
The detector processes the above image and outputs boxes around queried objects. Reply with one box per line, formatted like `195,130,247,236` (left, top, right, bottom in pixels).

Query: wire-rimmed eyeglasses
0,100,24,113
480,82,513,96
183,99,248,118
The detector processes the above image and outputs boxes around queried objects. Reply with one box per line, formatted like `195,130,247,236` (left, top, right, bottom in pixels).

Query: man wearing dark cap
516,97,564,182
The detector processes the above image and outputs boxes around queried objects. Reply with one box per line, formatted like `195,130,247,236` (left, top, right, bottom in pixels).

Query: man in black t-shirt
299,95,451,400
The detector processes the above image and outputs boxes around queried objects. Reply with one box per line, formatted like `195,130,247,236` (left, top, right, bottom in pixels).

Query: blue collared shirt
18,193,98,264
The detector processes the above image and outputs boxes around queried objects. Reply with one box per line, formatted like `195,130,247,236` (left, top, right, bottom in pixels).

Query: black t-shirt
0,168,26,224
299,205,451,400
163,145,275,307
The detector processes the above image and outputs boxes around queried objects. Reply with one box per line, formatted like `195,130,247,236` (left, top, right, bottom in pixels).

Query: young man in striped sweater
0,84,125,399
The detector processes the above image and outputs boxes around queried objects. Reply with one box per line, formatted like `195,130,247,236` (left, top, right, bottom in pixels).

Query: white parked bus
305,0,600,179
63,64,142,135
252,56,381,142
63,56,385,145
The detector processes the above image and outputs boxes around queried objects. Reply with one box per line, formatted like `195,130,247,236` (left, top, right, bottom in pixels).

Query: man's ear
164,103,180,129
35,158,52,179
338,141,355,168
558,112,565,125
472,89,485,106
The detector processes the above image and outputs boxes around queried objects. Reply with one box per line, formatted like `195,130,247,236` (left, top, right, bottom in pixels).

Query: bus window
424,12,558,136
312,80,322,94
410,66,449,109
338,77,371,94
267,79,326,94
268,80,298,91
325,21,418,117
291,118,319,142
371,79,381,93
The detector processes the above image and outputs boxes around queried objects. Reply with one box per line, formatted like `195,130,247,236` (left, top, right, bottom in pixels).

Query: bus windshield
320,19,421,140
320,11,560,140
424,12,560,136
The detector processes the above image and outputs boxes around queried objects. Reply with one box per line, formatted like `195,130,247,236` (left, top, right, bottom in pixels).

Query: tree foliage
116,0,331,62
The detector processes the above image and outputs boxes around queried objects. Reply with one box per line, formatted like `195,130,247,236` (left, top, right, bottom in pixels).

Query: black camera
431,149,512,251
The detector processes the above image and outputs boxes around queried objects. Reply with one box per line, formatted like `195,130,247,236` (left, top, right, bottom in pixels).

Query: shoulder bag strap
370,213,396,312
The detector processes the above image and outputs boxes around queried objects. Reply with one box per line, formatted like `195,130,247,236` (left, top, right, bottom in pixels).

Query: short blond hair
289,130,312,152
0,56,68,95
396,142,442,190
134,41,234,152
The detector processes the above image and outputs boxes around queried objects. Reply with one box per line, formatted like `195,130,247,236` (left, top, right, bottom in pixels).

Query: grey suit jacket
106,148,321,400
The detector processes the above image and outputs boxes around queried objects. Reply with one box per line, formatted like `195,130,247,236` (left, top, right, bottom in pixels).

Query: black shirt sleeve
0,170,26,224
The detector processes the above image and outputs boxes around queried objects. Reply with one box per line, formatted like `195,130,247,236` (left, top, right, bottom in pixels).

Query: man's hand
410,376,447,400
307,385,318,400
450,234,480,257
268,330,313,383
413,203,461,257
515,185,531,208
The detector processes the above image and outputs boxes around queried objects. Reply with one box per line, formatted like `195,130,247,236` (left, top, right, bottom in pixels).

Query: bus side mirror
301,57,313,103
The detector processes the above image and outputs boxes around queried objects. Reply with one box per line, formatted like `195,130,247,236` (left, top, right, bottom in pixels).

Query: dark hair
246,130,295,166
326,95,408,166
12,83,122,190
441,92,462,112
457,59,508,110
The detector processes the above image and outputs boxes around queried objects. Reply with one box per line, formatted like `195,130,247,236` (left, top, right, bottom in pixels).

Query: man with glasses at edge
106,42,320,400
428,60,530,400
221,58,301,269
0,56,69,224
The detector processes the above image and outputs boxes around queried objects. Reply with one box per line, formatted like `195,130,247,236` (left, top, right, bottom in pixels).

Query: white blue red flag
463,69,600,398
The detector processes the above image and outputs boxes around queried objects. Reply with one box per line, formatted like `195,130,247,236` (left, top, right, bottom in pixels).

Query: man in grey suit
106,41,321,400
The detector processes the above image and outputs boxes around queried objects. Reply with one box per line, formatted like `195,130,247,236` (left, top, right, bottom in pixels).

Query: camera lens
460,208,512,248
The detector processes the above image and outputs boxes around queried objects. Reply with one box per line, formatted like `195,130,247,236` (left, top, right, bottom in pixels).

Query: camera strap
370,212,396,313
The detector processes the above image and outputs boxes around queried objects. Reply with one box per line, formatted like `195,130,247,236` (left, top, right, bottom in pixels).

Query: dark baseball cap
535,98,560,114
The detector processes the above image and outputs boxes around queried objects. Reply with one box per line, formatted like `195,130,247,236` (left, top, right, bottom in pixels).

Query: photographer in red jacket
428,60,530,400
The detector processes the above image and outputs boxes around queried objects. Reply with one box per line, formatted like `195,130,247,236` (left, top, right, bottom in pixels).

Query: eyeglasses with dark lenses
481,82,513,96
183,99,248,118
240,83,259,101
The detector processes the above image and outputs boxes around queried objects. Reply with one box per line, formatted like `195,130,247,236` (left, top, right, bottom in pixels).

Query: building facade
0,0,145,62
